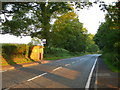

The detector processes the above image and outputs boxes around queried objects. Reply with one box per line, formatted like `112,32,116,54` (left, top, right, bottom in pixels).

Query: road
2,54,101,89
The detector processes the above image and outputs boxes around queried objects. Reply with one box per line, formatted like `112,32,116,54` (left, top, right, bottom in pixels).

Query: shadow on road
2,54,23,69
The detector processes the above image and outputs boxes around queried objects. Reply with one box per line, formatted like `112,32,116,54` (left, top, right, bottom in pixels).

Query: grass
103,58,120,73
44,56,74,60
1,54,37,66
102,53,120,73
44,52,89,60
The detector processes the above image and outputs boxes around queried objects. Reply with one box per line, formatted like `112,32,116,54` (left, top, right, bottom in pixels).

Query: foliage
86,34,99,53
44,47,70,57
103,52,120,72
2,43,30,57
50,12,87,52
1,2,72,46
94,1,120,70
1,43,36,66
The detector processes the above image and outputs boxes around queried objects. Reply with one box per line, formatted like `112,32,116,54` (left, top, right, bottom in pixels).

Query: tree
86,34,99,53
94,1,120,66
1,2,72,45
1,1,116,39
50,12,87,52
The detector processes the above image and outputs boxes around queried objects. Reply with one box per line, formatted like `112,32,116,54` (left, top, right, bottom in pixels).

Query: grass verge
103,58,120,73
1,54,36,66
102,52,120,73
44,52,89,60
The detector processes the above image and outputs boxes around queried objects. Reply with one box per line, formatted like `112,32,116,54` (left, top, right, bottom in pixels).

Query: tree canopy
94,1,120,66
1,2,72,40
50,12,87,52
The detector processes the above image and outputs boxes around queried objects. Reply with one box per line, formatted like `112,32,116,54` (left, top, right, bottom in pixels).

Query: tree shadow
3,54,23,69
2,45,23,69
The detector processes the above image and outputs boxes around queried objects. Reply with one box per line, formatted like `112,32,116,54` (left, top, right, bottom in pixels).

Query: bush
2,43,30,57
1,43,35,66
44,47,70,57
103,52,120,67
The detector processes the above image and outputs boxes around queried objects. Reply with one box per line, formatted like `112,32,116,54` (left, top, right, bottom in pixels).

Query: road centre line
72,62,75,64
85,57,98,89
52,67,62,71
27,73,47,82
65,64,70,66
0,70,7,73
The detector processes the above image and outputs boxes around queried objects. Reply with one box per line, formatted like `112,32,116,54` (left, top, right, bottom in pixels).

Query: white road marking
0,70,7,73
27,73,47,81
52,67,62,71
85,57,98,89
65,64,70,66
72,62,75,64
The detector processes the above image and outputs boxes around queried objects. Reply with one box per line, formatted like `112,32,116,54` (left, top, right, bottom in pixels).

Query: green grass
1,54,37,66
44,52,88,60
44,56,74,60
103,58,120,73
102,53,120,73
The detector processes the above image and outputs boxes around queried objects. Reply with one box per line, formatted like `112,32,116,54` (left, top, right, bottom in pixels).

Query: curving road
2,54,101,89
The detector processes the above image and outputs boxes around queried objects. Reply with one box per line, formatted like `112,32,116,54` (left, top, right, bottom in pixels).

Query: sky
77,4,105,34
0,0,117,44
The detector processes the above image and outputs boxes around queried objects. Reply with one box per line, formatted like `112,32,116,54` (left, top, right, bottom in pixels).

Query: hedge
44,47,70,57
0,43,36,66
2,43,29,57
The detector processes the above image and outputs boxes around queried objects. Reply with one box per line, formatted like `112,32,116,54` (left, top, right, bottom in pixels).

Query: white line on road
27,73,47,82
72,62,75,64
85,57,98,89
65,64,70,66
0,70,7,73
52,67,62,71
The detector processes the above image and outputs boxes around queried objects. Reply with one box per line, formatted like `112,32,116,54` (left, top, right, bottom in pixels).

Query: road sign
42,39,46,44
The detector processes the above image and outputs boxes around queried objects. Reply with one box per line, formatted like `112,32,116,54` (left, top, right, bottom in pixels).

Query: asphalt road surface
2,54,101,89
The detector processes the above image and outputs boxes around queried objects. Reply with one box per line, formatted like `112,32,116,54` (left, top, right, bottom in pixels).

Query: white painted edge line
85,57,98,89
65,64,70,66
52,67,62,71
27,73,47,82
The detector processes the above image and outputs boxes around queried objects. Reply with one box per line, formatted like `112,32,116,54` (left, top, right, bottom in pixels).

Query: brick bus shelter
30,38,46,61
30,46,44,60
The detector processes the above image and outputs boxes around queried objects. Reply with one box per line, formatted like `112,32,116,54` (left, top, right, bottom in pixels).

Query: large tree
94,1,120,66
1,1,110,36
50,12,87,52
1,2,72,44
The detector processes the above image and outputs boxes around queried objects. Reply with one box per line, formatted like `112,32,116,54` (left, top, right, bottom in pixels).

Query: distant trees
86,34,99,53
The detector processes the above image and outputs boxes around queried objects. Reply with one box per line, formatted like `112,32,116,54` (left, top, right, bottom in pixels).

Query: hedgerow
2,43,29,56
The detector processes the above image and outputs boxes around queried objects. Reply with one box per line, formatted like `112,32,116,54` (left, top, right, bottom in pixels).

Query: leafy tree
50,12,87,52
86,34,99,53
94,1,120,66
1,2,72,45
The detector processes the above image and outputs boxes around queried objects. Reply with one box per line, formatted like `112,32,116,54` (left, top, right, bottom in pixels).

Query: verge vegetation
1,2,100,66
1,43,34,66
94,2,120,72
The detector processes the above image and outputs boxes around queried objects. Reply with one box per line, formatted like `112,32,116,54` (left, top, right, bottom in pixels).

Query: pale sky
0,0,117,44
77,4,106,34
